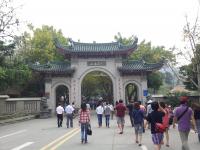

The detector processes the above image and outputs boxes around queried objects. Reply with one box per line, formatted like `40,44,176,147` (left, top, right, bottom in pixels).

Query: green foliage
0,63,32,92
147,71,164,94
18,25,68,64
130,40,176,63
166,92,189,107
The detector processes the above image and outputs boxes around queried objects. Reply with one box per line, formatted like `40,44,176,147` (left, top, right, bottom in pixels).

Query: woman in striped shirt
79,103,90,144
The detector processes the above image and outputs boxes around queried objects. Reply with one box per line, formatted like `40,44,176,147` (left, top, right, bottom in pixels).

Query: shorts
152,133,164,145
134,124,143,134
117,117,125,125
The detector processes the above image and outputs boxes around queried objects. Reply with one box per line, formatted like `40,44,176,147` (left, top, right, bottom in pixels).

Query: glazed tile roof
118,59,164,74
55,38,138,58
29,61,75,75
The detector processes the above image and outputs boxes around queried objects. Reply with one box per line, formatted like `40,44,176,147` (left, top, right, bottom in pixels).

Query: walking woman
159,102,170,147
78,103,90,144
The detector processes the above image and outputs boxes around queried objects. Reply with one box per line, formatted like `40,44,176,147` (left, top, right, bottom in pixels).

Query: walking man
173,96,197,150
115,99,126,134
104,102,111,128
96,103,104,127
65,103,75,128
56,103,64,127
127,100,134,127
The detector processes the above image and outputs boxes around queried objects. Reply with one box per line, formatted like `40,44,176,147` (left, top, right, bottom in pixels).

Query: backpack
132,109,143,124
104,106,111,115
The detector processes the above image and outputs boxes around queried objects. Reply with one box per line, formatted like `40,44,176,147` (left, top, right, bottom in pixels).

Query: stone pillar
71,78,80,107
0,95,9,114
45,78,53,112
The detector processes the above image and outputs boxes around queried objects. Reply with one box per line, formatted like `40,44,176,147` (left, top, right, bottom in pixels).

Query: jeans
66,114,73,128
179,130,190,150
81,123,88,142
57,114,63,127
105,115,110,127
97,114,103,127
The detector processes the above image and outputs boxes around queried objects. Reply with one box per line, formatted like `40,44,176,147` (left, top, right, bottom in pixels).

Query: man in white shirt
65,103,75,128
96,103,104,127
56,103,64,127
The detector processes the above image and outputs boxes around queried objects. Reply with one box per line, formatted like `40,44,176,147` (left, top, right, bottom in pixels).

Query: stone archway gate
30,38,164,113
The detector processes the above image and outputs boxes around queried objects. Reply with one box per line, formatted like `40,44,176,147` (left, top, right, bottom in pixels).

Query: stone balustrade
0,95,41,116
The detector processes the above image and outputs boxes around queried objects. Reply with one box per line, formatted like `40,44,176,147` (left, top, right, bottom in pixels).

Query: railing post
0,95,9,115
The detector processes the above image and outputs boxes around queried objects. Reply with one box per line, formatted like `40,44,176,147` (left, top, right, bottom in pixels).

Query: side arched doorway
125,83,138,104
55,85,69,108
81,71,113,109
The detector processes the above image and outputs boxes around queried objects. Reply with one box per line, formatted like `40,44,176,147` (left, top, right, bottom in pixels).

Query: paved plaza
0,113,199,150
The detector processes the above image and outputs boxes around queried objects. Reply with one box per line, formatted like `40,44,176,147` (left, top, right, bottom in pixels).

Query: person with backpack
173,96,197,150
104,102,111,128
145,101,166,150
132,102,145,146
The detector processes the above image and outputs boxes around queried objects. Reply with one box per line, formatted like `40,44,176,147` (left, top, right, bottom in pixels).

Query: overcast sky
16,0,199,52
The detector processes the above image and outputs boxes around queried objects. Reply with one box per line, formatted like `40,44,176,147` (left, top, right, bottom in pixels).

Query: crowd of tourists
56,96,200,150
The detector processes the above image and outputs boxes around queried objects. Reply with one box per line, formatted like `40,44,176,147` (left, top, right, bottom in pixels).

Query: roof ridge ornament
68,38,74,47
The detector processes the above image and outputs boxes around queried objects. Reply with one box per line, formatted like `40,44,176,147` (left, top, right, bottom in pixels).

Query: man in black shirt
127,100,134,127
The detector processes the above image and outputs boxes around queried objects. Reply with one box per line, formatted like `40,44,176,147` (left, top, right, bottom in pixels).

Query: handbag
155,123,166,133
87,124,92,135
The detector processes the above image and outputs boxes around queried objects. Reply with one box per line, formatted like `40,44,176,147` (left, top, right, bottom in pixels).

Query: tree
131,40,176,64
17,25,68,64
179,63,198,90
0,0,20,39
179,15,200,93
0,0,22,64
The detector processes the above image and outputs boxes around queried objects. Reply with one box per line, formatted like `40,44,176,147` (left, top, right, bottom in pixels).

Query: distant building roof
118,59,164,75
54,38,138,58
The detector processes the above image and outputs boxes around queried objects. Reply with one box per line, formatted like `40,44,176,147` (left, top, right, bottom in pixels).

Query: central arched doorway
81,71,113,109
